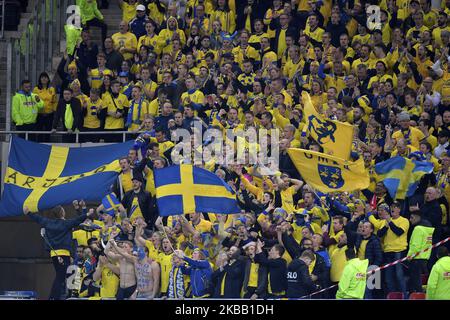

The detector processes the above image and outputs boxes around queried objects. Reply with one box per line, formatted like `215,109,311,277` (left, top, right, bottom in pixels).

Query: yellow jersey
83,97,104,129
112,32,138,61
33,87,57,114
102,91,129,130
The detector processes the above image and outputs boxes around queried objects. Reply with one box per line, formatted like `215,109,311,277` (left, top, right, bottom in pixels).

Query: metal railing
6,0,75,131
0,131,139,143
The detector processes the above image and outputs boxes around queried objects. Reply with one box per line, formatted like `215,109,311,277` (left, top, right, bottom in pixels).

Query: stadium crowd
12,0,450,300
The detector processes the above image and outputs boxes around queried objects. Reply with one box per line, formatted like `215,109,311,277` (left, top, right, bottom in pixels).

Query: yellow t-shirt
72,229,101,247
145,239,160,261
330,245,347,282
358,239,369,260
280,186,296,214
120,171,133,194
112,32,138,61
102,92,129,130
127,99,150,131
158,252,174,294
90,68,113,90
120,2,138,23
391,127,426,149
83,97,104,129
33,87,57,114
248,262,259,288
304,26,325,44
383,216,410,253
191,218,212,233
100,266,120,298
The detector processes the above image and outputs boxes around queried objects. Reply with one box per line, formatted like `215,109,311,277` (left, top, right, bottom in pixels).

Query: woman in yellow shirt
33,72,57,141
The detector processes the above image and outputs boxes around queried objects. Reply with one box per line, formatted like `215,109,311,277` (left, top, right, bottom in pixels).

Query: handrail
6,0,75,131
0,131,141,143
0,0,5,39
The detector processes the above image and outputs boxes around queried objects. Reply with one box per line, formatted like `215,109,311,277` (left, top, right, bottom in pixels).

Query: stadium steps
50,0,122,82
0,43,7,129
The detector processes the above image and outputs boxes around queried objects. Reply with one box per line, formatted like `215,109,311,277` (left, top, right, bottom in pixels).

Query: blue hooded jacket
181,257,212,297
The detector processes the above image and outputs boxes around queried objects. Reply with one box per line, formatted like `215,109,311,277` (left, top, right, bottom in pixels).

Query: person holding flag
24,203,96,300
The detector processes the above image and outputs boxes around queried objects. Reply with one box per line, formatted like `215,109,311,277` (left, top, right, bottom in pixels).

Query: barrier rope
300,236,450,299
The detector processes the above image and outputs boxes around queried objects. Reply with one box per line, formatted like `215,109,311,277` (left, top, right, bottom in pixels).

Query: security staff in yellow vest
336,248,369,299
407,211,435,293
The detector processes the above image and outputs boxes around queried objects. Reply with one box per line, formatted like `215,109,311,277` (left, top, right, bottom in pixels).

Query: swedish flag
102,193,121,213
154,164,241,216
0,136,133,216
301,92,354,160
287,148,370,193
375,156,434,200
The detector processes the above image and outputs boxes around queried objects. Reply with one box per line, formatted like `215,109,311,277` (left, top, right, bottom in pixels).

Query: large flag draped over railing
0,136,133,216
154,164,241,216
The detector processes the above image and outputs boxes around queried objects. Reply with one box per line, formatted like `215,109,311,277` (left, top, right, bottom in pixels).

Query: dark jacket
53,97,82,131
254,252,287,295
57,57,90,96
75,41,99,70
242,257,268,298
420,199,443,240
286,258,316,298
212,258,245,298
181,257,212,298
105,49,124,73
121,189,156,228
28,213,87,252
325,21,348,47
345,219,384,266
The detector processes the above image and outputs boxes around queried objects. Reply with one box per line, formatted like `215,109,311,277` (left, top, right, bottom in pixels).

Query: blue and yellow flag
0,136,133,216
375,156,434,200
154,164,241,216
301,92,354,160
287,148,370,193
102,193,121,213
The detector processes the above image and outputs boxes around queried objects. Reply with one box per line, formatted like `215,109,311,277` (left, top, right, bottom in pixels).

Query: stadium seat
409,292,426,300
387,292,404,300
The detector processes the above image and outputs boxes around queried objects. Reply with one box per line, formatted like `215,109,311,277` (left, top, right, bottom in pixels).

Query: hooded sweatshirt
12,90,44,125
426,256,450,300
336,258,369,299
159,17,186,53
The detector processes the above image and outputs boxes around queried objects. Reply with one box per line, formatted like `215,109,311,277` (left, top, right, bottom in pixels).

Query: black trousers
103,129,124,143
16,123,36,141
36,113,54,142
81,127,101,143
49,256,71,300
408,259,428,293
85,18,108,44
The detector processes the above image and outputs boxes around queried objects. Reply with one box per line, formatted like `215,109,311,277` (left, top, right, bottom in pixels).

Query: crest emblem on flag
318,164,344,189
307,115,337,144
